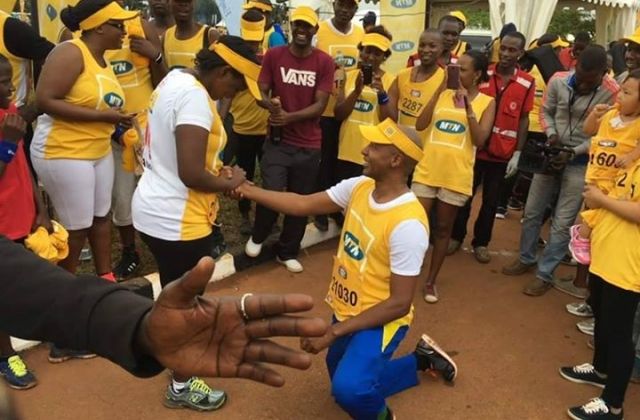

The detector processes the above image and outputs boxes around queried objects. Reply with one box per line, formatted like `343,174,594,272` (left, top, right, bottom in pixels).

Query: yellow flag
37,0,79,43
0,0,16,12
380,0,427,74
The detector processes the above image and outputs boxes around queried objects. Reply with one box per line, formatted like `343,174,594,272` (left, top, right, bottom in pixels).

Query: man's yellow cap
359,118,423,162
290,6,318,27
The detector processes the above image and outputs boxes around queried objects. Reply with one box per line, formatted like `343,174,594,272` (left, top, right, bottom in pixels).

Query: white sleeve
174,87,214,131
326,176,367,209
389,220,429,276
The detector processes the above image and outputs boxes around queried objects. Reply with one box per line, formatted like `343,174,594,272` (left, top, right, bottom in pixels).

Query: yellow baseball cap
243,1,273,12
449,10,467,27
359,118,423,162
361,33,391,52
290,6,318,27
622,27,640,46
209,42,262,100
79,1,138,31
550,37,570,49
241,15,266,42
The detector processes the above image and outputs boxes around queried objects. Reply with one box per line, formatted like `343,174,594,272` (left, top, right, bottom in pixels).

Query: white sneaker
245,237,263,258
577,318,595,336
277,257,303,273
566,301,593,317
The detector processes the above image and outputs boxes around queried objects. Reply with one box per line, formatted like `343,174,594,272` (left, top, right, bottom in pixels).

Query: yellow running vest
0,12,29,106
31,39,125,160
528,65,545,134
590,163,640,293
337,70,394,165
106,16,154,119
326,178,428,339
396,66,445,128
163,25,207,70
315,20,364,118
586,109,640,192
413,90,493,196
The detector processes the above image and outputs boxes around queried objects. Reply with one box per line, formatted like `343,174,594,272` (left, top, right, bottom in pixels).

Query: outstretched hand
138,257,327,387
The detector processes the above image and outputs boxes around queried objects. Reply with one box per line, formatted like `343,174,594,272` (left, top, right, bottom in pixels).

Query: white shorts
32,153,115,230
411,182,469,207
111,143,138,227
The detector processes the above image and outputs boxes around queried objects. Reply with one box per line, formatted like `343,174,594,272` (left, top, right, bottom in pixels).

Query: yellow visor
79,1,138,31
290,6,318,27
241,17,266,42
359,118,423,162
550,38,569,49
210,42,262,100
622,27,640,47
243,1,272,12
361,33,391,52
449,10,467,26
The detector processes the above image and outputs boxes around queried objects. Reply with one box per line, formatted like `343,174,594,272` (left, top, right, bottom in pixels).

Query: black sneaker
48,345,97,363
113,250,140,280
559,363,606,388
495,207,507,219
567,398,623,420
507,198,524,211
415,334,458,383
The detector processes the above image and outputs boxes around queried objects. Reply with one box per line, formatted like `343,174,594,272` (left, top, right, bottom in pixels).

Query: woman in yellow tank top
163,0,218,69
383,29,446,129
334,26,395,181
412,50,496,304
30,0,137,279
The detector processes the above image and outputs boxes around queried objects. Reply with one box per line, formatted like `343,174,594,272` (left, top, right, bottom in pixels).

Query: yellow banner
380,0,426,74
0,0,15,12
38,0,78,43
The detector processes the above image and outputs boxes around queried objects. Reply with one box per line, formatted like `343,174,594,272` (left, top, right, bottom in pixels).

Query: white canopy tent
487,0,640,45
582,0,640,44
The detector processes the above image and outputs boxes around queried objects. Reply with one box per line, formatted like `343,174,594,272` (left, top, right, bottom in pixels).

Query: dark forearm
242,185,313,216
149,59,168,87
36,98,108,122
333,89,359,121
285,100,328,124
181,171,233,194
0,237,162,377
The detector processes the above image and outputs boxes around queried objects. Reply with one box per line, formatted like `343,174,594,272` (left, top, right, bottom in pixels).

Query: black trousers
234,132,265,215
451,158,507,247
140,232,213,288
588,273,640,408
316,117,341,191
335,159,363,183
252,141,321,260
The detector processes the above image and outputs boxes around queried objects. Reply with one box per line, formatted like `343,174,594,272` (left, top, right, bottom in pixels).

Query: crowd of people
1,0,640,419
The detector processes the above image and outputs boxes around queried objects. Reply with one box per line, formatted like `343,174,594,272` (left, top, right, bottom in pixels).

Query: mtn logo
435,119,466,134
104,92,124,108
392,41,414,52
343,231,364,261
391,0,417,8
111,60,134,75
354,99,374,113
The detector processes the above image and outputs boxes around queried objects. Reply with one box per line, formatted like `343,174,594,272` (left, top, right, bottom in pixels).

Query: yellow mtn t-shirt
163,25,207,70
590,162,640,292
413,90,493,196
337,70,394,165
0,12,28,107
315,20,364,118
396,66,446,128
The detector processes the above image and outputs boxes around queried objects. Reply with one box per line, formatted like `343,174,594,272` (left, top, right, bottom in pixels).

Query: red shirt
0,104,35,240
259,46,334,149
478,65,535,162
559,48,576,71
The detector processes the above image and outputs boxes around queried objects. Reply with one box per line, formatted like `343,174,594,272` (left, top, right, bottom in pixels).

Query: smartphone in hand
361,63,373,86
446,64,460,90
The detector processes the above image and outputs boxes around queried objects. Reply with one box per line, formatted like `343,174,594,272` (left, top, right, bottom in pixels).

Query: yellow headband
209,42,262,100
241,17,266,42
361,33,391,52
243,1,272,12
360,118,423,162
79,1,138,31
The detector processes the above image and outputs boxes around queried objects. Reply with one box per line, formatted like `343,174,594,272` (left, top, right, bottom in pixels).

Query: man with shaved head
233,118,457,419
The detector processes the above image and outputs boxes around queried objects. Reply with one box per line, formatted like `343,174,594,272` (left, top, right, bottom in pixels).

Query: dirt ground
10,211,640,419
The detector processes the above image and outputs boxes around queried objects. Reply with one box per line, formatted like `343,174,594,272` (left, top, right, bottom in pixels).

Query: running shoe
568,225,591,265
495,207,507,219
577,318,595,336
0,355,37,390
566,302,593,318
113,249,140,280
79,246,92,262
424,283,439,304
164,377,227,411
415,334,457,383
48,345,97,363
567,397,622,420
559,363,606,388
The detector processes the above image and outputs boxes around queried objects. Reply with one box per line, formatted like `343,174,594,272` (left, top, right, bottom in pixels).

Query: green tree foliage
548,7,595,38
459,7,490,29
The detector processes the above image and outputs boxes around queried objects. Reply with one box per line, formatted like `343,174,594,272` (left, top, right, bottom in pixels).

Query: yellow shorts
411,183,469,207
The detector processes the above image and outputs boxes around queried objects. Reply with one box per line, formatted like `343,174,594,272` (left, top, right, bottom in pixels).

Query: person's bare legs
424,199,460,289
88,216,111,275
118,224,136,249
59,228,89,273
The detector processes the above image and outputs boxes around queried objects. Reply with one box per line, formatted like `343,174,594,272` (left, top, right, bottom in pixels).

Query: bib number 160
330,278,358,306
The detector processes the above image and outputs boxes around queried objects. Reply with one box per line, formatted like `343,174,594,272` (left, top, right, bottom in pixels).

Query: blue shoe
0,355,38,390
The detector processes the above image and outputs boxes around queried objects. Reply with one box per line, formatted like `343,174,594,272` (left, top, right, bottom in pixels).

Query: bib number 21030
329,277,358,307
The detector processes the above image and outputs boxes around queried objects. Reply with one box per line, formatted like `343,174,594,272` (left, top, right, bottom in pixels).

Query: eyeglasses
104,21,125,31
